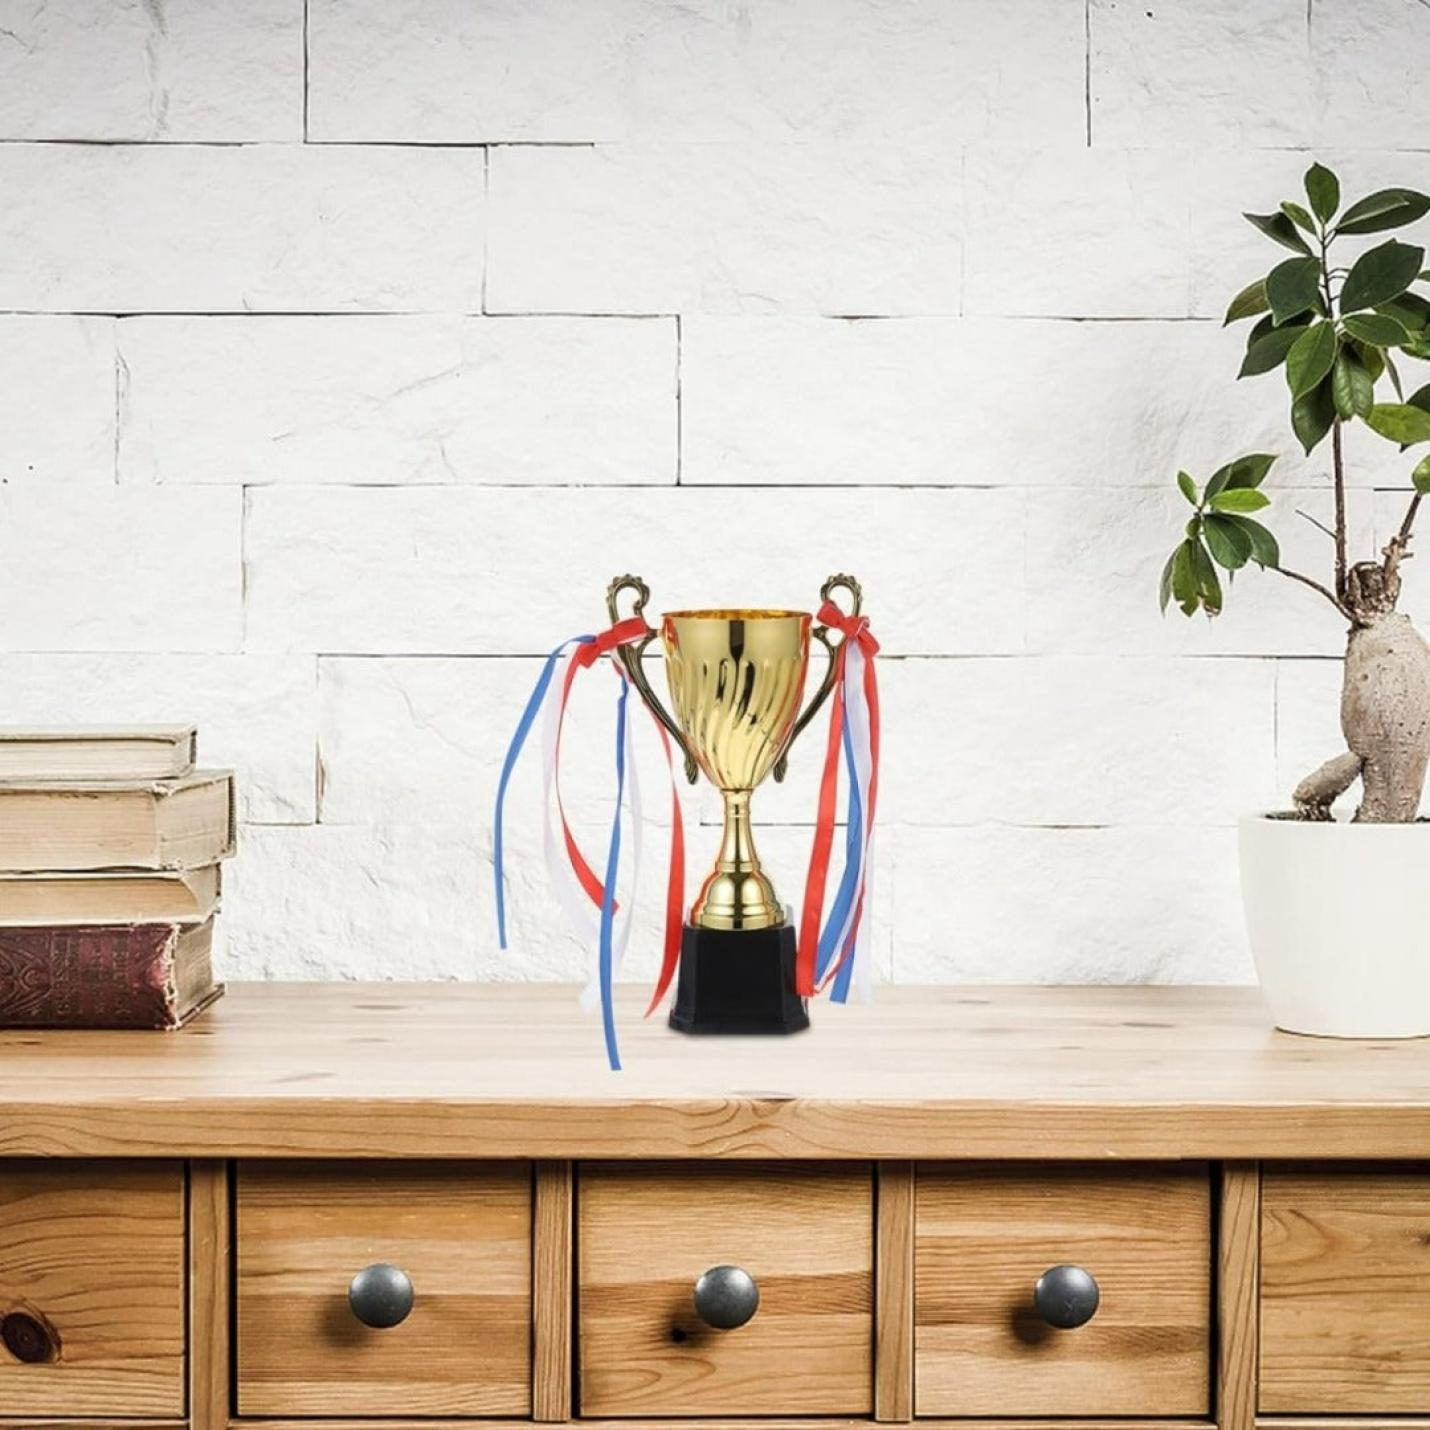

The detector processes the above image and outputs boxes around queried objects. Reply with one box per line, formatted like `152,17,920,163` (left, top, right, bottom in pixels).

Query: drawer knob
693,1264,759,1330
348,1262,414,1329
1033,1264,1100,1329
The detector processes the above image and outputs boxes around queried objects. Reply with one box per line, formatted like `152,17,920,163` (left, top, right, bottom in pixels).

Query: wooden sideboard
3,983,1430,1430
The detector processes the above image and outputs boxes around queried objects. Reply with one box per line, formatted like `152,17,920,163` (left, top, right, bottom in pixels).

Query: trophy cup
605,573,863,1035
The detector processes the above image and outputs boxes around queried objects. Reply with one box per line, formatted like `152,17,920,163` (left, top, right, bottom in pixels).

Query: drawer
0,1160,185,1419
235,1162,532,1417
578,1161,873,1416
1262,1167,1430,1412
914,1164,1211,1416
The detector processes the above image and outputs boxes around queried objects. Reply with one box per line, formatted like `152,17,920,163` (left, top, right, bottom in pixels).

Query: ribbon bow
795,599,881,1001
493,615,685,1071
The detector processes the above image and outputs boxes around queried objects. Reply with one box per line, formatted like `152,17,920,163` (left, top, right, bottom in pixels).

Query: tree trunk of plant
1297,589,1430,821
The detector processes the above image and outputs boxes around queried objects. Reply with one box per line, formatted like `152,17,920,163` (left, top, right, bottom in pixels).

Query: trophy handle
605,574,700,784
772,573,863,782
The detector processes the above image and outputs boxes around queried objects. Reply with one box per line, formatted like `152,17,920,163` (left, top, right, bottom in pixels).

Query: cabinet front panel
578,1161,874,1416
235,1161,532,1417
914,1164,1211,1416
0,1160,185,1419
1262,1167,1430,1412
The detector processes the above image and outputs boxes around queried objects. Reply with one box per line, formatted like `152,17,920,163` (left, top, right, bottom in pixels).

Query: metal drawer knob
1033,1264,1100,1329
693,1264,759,1330
348,1262,414,1329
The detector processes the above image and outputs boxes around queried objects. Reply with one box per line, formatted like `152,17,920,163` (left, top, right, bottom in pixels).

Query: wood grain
914,1163,1212,1416
578,1162,874,1416
235,1161,531,1417
1217,1163,1259,1430
875,1161,914,1422
533,1161,573,1422
187,1161,229,1430
0,1160,185,1417
3,985,1430,1160
1261,1167,1430,1412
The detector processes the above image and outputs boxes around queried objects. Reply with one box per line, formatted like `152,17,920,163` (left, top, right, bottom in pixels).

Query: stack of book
0,728,235,1030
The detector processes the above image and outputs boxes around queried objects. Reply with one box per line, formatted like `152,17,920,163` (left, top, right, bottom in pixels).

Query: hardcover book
0,726,197,781
0,771,235,872
0,865,220,926
0,918,221,1029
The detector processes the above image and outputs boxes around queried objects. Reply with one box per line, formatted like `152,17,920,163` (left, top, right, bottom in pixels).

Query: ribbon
493,615,687,1069
796,600,881,1000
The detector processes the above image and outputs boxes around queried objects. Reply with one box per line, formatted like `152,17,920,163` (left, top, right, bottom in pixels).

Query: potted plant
1161,163,1430,1037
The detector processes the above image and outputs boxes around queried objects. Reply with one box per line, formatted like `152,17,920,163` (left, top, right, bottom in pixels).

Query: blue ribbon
815,707,864,1002
598,676,630,1070
492,635,593,949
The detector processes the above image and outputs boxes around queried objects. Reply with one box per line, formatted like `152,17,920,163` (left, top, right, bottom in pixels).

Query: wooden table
1,984,1428,1430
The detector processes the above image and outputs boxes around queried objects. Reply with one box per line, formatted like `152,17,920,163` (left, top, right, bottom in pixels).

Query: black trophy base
668,922,810,1036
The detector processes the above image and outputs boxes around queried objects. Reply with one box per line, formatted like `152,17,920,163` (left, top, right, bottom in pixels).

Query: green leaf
1365,403,1430,445
1227,514,1280,569
1204,513,1254,570
1386,349,1404,399
1376,291,1430,336
1332,349,1375,419
1305,163,1340,224
1267,256,1323,325
1209,452,1277,492
1414,454,1430,494
1340,239,1425,313
1224,278,1271,325
1336,187,1430,236
1409,383,1430,416
1171,538,1199,616
1292,379,1337,454
1177,469,1199,505
1209,487,1272,513
1158,548,1177,613
1286,320,1338,398
1281,199,1316,234
1354,339,1387,383
1244,210,1314,255
1240,323,1305,377
1342,311,1411,346
1193,538,1223,615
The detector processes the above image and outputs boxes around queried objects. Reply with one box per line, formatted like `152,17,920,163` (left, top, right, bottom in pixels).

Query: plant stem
1318,227,1350,602
1383,490,1424,590
1272,562,1353,619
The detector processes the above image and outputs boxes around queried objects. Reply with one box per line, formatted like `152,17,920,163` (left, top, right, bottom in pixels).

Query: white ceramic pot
1239,813,1430,1038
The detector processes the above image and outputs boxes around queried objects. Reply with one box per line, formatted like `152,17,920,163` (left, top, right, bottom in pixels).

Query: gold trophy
606,573,862,1034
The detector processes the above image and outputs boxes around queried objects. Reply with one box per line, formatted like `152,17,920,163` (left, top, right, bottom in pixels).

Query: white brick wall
2,0,1424,994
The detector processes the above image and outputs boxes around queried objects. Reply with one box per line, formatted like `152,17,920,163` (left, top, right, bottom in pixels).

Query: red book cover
0,922,219,1030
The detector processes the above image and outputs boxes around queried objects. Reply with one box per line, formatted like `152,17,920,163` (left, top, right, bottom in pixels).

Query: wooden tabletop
2,983,1429,1160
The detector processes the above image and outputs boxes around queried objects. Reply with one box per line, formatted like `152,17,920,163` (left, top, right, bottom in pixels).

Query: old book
0,918,222,1029
0,726,197,781
0,771,235,873
0,866,220,926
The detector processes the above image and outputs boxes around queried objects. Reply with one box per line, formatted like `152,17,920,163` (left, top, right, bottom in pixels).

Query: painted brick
118,316,676,485
1311,0,1430,150
0,317,115,484
964,148,1193,318
308,0,1083,147
0,486,241,652
486,143,961,316
1273,657,1352,817
0,0,303,141
244,485,1024,656
681,315,1315,487
1090,0,1313,147
890,824,1251,983
0,653,316,822
0,145,483,313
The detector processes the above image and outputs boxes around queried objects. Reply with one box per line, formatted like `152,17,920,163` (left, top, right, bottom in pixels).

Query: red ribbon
548,614,686,1016
795,600,881,998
